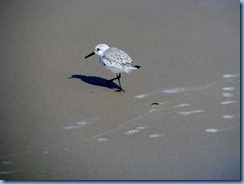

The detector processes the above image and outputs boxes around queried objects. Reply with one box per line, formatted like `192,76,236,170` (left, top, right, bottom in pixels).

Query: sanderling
85,43,141,92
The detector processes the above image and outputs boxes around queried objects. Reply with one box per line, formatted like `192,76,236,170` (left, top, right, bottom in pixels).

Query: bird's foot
114,88,125,92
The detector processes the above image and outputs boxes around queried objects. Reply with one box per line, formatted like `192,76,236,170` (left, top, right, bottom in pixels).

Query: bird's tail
134,65,141,69
123,64,141,73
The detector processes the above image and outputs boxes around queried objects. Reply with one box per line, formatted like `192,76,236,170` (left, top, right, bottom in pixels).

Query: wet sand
0,0,240,180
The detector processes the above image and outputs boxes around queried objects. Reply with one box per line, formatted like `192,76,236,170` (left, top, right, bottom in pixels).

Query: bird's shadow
68,74,121,90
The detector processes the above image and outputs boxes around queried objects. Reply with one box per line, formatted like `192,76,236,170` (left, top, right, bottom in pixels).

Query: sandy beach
0,0,240,180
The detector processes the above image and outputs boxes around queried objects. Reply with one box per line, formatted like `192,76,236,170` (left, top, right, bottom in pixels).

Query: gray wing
102,48,134,67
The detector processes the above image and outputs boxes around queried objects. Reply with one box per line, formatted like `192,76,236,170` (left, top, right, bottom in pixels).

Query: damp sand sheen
0,0,240,180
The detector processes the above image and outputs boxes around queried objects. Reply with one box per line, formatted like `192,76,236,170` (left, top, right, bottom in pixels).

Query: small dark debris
151,102,159,106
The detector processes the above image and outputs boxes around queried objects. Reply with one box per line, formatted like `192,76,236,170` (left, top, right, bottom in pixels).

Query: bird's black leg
107,75,120,83
115,73,125,92
107,74,125,92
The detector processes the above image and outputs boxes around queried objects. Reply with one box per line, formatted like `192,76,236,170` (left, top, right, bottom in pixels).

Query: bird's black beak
85,52,95,59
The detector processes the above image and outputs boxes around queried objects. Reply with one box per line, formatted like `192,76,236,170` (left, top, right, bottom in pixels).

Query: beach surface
0,0,240,180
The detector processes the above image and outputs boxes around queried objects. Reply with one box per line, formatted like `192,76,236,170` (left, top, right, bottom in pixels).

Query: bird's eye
97,48,100,51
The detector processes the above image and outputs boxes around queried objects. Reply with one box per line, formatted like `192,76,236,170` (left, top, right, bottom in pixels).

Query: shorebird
85,44,141,92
